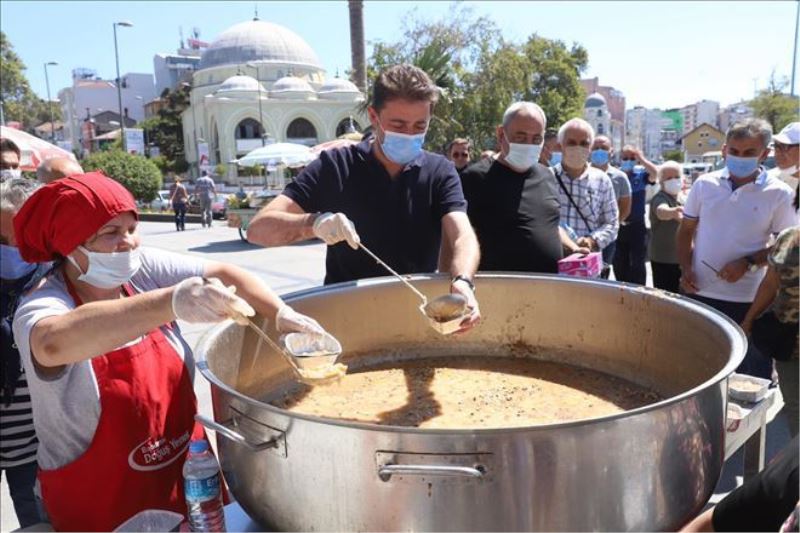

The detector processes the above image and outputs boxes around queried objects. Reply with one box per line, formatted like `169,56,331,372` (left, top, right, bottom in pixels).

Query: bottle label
185,473,221,501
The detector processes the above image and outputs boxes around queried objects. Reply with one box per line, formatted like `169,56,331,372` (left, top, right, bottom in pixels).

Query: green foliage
1,32,62,131
750,72,800,133
214,163,227,177
366,4,589,152
663,149,683,162
140,87,190,174
82,150,163,202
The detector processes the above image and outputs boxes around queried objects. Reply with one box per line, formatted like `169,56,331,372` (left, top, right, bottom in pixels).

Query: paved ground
1,219,793,531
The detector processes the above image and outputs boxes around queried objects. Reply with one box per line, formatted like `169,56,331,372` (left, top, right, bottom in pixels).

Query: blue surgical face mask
549,151,562,166
0,244,36,280
620,159,635,172
378,122,426,165
726,154,760,178
590,149,609,166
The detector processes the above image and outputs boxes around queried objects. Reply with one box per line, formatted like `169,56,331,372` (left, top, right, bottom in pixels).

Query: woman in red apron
12,172,328,531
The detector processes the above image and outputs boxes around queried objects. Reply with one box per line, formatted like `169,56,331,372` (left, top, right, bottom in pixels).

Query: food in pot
729,378,764,393
271,356,661,428
296,362,348,382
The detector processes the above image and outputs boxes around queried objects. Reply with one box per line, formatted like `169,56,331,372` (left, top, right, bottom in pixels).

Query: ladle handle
359,243,428,304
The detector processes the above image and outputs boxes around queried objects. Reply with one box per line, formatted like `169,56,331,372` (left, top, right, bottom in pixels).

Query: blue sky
2,1,798,110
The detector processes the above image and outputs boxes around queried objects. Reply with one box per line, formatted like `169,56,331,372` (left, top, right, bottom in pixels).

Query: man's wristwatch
745,255,760,273
451,275,475,292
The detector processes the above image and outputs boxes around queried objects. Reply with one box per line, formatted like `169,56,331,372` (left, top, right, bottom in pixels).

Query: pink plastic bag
558,252,603,278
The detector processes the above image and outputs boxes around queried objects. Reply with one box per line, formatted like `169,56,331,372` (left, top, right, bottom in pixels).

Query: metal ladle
358,243,468,323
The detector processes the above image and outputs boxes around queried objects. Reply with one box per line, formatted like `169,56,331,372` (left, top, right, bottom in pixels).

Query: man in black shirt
446,138,471,176
462,102,563,273
248,65,481,332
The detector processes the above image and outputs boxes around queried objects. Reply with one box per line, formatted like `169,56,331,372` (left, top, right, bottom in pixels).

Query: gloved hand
312,212,360,249
172,277,256,324
275,305,326,335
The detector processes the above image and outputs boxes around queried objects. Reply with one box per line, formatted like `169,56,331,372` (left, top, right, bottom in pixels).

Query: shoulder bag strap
554,167,593,232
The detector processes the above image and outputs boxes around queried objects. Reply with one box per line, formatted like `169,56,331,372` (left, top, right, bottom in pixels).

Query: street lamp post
181,82,200,178
245,62,266,146
113,21,133,152
792,0,799,96
43,61,58,142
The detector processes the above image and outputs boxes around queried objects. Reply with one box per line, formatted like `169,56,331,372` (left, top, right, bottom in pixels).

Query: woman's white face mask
68,245,141,289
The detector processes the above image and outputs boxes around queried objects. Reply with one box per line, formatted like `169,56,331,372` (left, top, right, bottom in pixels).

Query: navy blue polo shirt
283,140,467,284
625,169,651,223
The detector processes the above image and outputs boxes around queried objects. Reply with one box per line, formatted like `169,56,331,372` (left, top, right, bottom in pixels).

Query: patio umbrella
310,138,360,156
0,125,78,171
236,142,314,168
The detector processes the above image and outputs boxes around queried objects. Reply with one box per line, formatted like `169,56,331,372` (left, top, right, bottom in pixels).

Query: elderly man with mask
461,102,564,273
677,118,796,379
590,135,631,278
769,121,799,205
1,179,48,528
552,118,619,261
614,145,658,285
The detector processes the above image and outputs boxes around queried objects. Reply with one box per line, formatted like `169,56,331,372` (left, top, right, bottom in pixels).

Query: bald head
37,158,84,184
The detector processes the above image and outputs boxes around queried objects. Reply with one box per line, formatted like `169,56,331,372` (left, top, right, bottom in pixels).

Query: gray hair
502,102,547,130
0,178,41,212
658,160,683,181
726,118,772,149
558,118,595,146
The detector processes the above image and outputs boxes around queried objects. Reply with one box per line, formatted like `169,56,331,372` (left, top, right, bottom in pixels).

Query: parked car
188,193,228,219
149,190,171,212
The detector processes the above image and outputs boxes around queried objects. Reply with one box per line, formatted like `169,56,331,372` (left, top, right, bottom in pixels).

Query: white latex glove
312,212,360,249
275,305,326,335
172,277,256,324
450,279,481,333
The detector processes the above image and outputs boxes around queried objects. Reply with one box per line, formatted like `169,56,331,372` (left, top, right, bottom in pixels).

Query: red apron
38,281,206,532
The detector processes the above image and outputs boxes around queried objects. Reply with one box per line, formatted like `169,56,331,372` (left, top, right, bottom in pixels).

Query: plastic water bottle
183,440,226,532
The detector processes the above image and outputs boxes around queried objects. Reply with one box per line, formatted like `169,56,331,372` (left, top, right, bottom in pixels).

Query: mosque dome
215,75,265,93
270,76,315,99
198,19,322,71
584,92,607,108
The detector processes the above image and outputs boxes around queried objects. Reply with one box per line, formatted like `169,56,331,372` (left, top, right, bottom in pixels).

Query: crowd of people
0,63,797,531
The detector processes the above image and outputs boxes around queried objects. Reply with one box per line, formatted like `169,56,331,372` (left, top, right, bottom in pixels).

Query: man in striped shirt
551,118,619,257
1,178,46,527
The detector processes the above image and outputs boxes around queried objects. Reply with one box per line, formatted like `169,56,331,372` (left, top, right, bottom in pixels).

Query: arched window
597,123,604,134
597,109,602,117
336,118,361,137
235,118,262,139
286,118,317,146
211,122,220,163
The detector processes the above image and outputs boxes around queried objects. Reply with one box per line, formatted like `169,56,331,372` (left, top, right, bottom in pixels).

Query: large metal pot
196,274,745,531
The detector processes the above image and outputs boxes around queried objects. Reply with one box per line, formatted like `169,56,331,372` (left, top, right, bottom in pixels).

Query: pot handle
195,414,279,452
378,464,486,481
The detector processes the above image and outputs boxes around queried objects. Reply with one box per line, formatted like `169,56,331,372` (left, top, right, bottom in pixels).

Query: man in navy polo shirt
248,64,481,331
613,145,657,284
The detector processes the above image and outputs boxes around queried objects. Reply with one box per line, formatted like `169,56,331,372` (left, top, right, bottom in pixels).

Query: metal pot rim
196,273,746,435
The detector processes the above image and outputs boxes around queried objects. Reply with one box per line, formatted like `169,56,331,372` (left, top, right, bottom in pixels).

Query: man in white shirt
677,118,796,378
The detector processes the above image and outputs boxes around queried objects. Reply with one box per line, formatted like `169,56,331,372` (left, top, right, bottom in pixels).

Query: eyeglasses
774,143,799,152
452,152,469,158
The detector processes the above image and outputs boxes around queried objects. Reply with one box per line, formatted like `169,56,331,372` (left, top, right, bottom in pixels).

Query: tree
750,72,800,132
663,149,683,162
1,32,61,131
140,87,189,174
83,150,162,202
366,4,589,152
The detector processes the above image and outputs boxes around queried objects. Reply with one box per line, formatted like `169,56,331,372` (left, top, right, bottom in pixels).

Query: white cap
773,122,800,145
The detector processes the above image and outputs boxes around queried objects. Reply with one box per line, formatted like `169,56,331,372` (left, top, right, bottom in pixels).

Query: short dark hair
371,64,440,111
0,138,21,159
447,138,470,153
544,128,558,141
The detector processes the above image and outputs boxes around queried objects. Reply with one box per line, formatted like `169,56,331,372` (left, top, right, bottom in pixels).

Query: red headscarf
14,171,138,262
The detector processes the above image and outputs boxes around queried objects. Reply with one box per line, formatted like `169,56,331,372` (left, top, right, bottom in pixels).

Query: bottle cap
189,440,209,453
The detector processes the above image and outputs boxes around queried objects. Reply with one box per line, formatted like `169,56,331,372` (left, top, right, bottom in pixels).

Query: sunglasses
774,143,799,152
452,152,469,157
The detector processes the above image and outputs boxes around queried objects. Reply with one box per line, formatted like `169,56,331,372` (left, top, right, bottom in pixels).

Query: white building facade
625,106,669,161
58,71,156,152
182,18,368,182
680,99,720,136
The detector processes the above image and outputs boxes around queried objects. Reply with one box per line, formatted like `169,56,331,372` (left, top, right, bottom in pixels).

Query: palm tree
348,0,367,93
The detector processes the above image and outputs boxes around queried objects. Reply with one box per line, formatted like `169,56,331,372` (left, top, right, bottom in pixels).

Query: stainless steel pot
195,274,745,532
